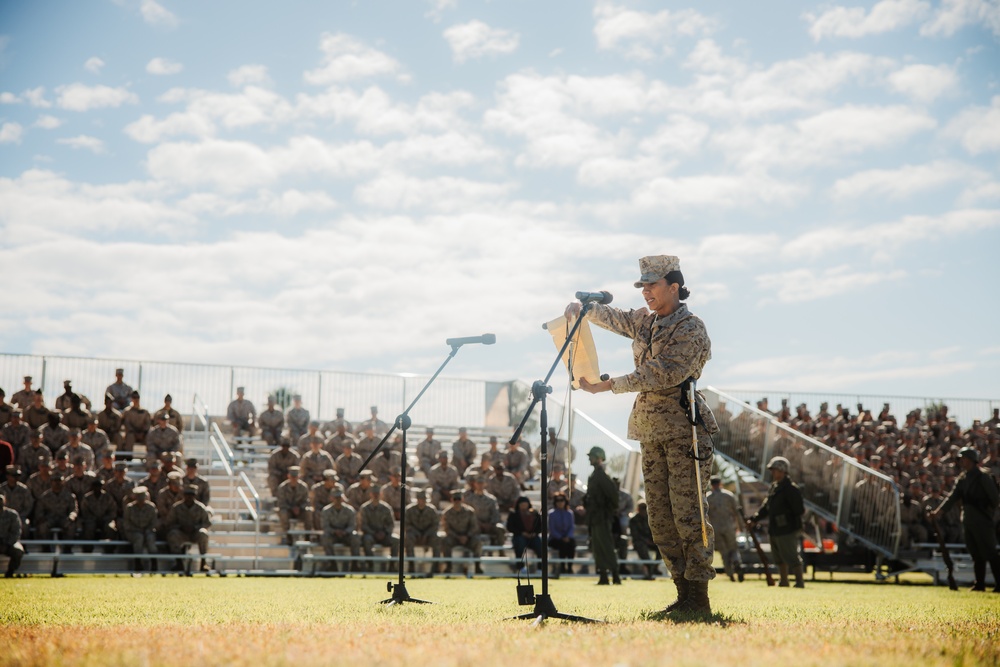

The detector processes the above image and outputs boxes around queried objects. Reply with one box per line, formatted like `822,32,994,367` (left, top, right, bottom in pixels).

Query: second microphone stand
359,343,462,606
508,304,600,624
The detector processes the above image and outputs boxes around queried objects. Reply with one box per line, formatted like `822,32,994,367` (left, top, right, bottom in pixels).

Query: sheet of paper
544,314,602,389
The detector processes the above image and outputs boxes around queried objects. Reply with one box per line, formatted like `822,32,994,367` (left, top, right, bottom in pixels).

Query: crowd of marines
0,370,210,577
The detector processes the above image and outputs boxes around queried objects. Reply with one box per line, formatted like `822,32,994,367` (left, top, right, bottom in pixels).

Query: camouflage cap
167,471,183,482
322,469,337,479
288,466,301,476
330,487,344,497
164,394,172,401
5,465,19,476
450,490,464,501
114,462,128,471
369,484,381,494
183,485,198,495
68,427,81,436
766,456,790,472
185,458,198,467
633,255,681,287
133,486,148,497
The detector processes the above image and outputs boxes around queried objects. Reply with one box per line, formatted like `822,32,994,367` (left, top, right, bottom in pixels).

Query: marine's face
641,278,678,316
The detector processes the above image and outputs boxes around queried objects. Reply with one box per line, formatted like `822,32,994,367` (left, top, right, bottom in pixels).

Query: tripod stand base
380,581,432,606
510,594,600,624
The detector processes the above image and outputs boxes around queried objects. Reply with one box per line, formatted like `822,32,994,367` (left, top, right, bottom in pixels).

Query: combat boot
675,581,711,615
597,571,610,585
793,565,805,588
612,571,622,585
663,578,690,612
778,564,790,587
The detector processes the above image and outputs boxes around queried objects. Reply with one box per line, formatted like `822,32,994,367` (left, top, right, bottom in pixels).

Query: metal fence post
40,357,47,396
137,363,143,396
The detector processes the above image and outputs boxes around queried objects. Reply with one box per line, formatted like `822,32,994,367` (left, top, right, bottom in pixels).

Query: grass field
2,575,998,667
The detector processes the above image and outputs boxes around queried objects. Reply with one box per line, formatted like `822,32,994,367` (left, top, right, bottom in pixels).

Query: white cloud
84,56,105,74
124,112,215,143
921,0,1000,37
805,0,931,40
593,3,717,60
228,65,271,87
0,169,187,238
888,63,958,103
177,189,337,217
303,33,407,85
0,122,23,144
757,265,908,303
56,135,106,154
781,209,1000,260
945,95,1000,154
714,105,937,169
831,160,987,200
33,115,63,129
140,0,178,28
155,86,294,130
630,172,805,214
146,139,278,191
354,172,515,211
23,87,51,108
146,57,183,75
425,0,457,21
443,20,520,63
55,83,138,111
0,92,19,104
638,115,711,156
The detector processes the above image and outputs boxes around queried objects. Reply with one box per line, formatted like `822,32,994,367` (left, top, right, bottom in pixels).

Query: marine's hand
564,302,582,320
579,377,612,394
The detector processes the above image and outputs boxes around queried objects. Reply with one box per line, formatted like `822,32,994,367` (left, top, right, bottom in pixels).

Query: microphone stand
359,343,463,606
508,303,601,624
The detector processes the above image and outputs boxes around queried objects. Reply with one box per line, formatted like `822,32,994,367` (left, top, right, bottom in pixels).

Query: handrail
705,386,902,559
237,486,260,569
211,421,236,467
208,429,233,477
573,409,634,452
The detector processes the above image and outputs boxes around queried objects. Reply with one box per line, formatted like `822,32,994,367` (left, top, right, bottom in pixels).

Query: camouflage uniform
463,490,505,547
380,481,411,519
16,443,49,480
310,479,344,530
441,501,482,565
97,405,124,448
276,477,312,534
404,501,441,558
81,427,112,465
324,431,356,460
121,404,151,458
1,478,33,527
152,406,184,433
226,397,256,437
427,461,460,506
0,502,24,575
122,494,158,569
286,404,310,447
35,485,78,539
300,448,336,486
257,406,284,446
334,451,364,486
359,497,399,564
3,421,32,454
145,424,182,463
266,447,300,496
587,297,718,583
165,497,211,555
40,422,70,456
23,404,51,431
706,485,743,579
487,469,520,512
80,489,119,541
452,435,477,475
320,501,360,569
415,436,441,475
105,380,133,412
345,481,373,511
56,443,95,471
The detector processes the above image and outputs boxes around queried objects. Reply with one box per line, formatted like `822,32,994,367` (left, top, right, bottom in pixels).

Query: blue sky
1,0,998,433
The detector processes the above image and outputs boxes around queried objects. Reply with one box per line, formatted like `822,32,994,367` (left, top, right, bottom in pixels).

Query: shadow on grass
639,609,743,627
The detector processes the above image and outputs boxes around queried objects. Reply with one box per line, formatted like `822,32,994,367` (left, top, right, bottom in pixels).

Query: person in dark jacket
932,447,1000,592
584,446,621,585
507,495,542,570
748,456,805,588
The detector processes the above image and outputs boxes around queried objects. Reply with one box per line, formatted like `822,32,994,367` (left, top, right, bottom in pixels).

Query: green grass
2,575,998,666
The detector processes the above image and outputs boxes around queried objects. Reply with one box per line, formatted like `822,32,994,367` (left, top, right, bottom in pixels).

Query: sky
1,0,998,435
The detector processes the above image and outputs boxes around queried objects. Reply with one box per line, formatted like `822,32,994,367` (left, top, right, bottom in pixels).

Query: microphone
575,290,613,305
446,334,496,347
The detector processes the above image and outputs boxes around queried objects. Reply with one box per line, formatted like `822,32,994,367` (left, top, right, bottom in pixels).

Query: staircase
704,386,902,562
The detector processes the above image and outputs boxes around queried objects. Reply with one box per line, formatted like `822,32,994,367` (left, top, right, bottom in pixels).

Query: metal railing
705,386,902,559
718,388,998,431
0,352,512,430
237,471,261,569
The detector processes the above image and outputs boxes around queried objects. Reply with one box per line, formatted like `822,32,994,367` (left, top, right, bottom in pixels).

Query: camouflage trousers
640,431,716,582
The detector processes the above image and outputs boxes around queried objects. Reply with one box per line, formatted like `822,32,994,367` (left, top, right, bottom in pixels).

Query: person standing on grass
931,447,1000,592
0,495,24,578
748,457,805,588
567,255,718,613
583,446,620,586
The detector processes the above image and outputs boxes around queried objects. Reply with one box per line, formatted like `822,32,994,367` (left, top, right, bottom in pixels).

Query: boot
474,563,484,575
597,571,610,585
737,566,745,583
612,571,622,585
663,578,690,613
199,558,210,573
793,565,805,588
971,561,987,591
407,561,415,574
675,581,711,614
778,564,790,587
990,557,1000,593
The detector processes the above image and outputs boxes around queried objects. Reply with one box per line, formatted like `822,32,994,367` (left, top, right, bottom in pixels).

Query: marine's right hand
564,302,582,320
